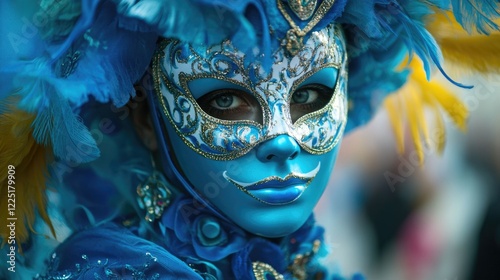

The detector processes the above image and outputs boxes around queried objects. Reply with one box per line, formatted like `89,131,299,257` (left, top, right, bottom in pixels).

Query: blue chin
160,113,341,237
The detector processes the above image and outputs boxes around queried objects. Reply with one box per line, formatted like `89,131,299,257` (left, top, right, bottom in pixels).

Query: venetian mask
152,23,348,237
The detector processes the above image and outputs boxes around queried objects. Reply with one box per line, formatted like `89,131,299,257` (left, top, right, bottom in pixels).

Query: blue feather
33,91,100,164
342,0,481,130
52,1,157,108
117,0,256,48
3,57,100,163
451,0,500,34
50,0,101,61
392,0,473,88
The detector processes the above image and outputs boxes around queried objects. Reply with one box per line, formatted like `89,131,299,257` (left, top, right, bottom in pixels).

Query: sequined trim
36,252,160,280
252,262,285,280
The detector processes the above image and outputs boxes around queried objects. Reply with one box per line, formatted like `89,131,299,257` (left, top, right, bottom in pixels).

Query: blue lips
223,163,321,205
248,185,306,205
244,177,308,191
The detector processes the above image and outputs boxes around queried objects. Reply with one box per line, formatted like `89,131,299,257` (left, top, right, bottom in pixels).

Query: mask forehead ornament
287,0,318,20
153,24,347,161
278,0,336,55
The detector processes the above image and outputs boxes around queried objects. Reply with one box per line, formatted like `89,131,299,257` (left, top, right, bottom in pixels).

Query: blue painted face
153,24,347,237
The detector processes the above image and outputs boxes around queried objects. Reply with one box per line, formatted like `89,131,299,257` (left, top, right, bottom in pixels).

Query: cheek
164,120,247,201
317,150,339,191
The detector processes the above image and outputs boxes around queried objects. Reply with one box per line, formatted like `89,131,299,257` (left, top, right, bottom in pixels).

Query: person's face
153,24,347,237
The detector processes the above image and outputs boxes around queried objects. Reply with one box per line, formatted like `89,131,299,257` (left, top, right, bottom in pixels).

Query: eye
290,84,333,123
291,89,319,104
197,89,263,124
211,94,240,109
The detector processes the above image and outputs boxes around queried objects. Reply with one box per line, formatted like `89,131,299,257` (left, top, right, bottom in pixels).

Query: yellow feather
439,35,500,74
404,82,424,164
0,108,55,249
383,94,405,154
419,84,447,155
432,104,447,155
427,11,500,74
411,67,468,132
384,56,469,161
409,80,431,146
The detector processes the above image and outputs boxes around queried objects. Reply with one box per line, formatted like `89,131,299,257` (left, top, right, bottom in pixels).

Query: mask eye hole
290,84,334,123
197,89,263,124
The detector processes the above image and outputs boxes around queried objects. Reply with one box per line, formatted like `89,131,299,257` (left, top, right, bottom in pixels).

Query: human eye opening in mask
196,88,264,124
188,78,264,124
290,66,339,123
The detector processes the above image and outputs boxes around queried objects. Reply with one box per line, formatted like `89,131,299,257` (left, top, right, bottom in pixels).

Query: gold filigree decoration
287,239,322,280
253,262,285,280
288,0,318,20
278,0,336,55
153,25,347,161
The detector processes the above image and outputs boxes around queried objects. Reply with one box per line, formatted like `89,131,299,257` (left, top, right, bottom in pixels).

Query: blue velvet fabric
37,223,203,279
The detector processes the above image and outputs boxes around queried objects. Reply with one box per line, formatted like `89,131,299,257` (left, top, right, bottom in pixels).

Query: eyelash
292,84,333,107
196,84,334,123
197,89,256,119
205,105,242,117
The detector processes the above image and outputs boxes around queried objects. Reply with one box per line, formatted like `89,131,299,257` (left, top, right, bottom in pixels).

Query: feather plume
0,106,55,248
451,0,500,34
384,93,405,153
384,57,468,163
388,0,471,88
2,57,101,163
32,91,100,163
428,11,500,73
37,0,82,42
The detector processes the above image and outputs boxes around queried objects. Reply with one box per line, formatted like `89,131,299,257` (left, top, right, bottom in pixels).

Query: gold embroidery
288,239,322,280
252,262,285,280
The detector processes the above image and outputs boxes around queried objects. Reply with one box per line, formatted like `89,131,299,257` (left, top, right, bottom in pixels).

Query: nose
256,135,300,162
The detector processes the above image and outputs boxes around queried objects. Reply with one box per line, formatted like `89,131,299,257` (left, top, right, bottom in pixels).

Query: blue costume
1,0,499,279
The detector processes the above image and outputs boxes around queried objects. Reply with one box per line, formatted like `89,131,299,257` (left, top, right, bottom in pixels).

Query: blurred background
316,72,500,280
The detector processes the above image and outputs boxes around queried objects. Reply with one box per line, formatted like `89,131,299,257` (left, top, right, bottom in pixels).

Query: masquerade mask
153,23,347,160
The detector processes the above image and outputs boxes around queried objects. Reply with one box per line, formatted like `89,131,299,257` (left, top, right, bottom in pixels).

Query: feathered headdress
1,0,499,246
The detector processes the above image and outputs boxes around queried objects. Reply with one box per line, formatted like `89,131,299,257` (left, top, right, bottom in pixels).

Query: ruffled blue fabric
232,237,287,280
282,214,328,259
60,167,121,229
36,223,203,279
40,211,361,279
160,196,248,262
158,197,337,279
